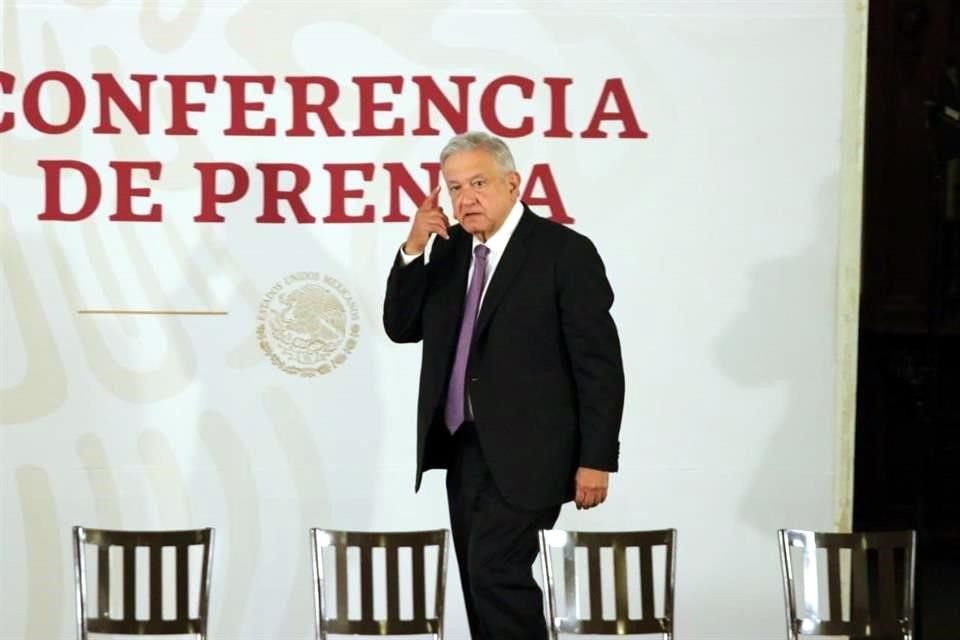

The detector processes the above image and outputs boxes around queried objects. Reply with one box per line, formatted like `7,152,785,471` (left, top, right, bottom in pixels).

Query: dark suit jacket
383,204,625,510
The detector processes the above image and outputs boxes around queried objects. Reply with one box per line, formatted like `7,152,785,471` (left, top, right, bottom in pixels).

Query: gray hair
440,131,517,174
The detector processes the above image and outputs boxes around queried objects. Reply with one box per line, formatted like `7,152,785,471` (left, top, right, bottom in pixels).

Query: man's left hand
574,467,609,510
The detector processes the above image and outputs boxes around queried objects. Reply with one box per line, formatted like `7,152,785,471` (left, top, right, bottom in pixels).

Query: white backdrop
1,1,863,638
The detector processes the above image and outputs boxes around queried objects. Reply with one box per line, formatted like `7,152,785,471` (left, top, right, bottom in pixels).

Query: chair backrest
310,528,449,639
539,529,677,639
778,529,916,639
73,526,215,639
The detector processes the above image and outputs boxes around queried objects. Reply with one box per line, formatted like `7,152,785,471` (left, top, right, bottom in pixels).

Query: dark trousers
445,422,561,640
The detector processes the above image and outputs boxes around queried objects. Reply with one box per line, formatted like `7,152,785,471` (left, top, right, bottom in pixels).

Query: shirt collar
472,198,524,256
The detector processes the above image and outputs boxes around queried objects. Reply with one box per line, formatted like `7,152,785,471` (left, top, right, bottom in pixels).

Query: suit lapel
440,233,473,314
473,208,536,338
434,228,472,344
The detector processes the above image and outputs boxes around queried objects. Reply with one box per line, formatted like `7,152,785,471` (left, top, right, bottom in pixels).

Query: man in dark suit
383,132,624,639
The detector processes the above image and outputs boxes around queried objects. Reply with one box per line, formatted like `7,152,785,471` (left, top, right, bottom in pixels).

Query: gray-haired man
384,132,624,639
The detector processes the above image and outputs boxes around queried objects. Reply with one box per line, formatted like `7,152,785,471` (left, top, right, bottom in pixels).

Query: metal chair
778,529,916,639
72,526,215,639
310,528,449,639
539,529,677,639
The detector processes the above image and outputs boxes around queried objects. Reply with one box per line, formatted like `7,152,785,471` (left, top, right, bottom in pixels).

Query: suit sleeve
556,234,625,471
383,248,427,343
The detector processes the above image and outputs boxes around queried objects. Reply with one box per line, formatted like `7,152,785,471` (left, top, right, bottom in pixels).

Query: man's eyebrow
447,173,485,186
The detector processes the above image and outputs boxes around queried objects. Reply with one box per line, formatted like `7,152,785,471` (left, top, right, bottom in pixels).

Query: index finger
420,184,441,210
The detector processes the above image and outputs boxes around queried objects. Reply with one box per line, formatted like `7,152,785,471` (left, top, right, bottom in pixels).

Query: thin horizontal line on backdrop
77,310,229,316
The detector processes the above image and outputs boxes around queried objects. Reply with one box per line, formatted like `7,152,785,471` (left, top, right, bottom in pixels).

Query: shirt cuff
399,244,423,265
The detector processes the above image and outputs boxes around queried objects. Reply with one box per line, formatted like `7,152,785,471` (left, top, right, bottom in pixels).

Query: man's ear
507,171,521,196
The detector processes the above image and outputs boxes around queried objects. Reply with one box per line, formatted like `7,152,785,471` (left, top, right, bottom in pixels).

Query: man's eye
472,180,486,189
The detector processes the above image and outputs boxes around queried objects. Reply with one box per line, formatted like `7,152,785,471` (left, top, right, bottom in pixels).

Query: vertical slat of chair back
435,531,448,640
563,540,578,621
778,529,916,639
198,529,214,639
359,544,374,623
586,545,602,626
310,529,448,639
639,543,656,625
538,532,559,640
97,545,110,620
825,545,842,619
72,527,214,639
149,546,162,623
612,541,628,625
412,543,426,623
539,529,677,638
123,545,136,622
175,544,188,624
904,530,917,639
386,540,400,622
778,530,799,640
74,528,88,640
664,529,676,637
799,532,820,622
310,529,326,640
851,543,870,623
334,542,348,623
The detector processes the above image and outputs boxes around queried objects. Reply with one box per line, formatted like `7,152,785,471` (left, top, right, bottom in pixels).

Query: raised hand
403,185,450,255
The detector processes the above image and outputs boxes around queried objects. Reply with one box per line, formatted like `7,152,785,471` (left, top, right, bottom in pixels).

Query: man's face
442,149,521,240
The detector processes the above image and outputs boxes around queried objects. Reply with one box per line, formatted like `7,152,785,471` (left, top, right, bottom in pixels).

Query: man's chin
460,218,489,236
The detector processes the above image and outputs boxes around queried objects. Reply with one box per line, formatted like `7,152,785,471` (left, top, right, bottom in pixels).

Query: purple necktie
445,244,490,433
